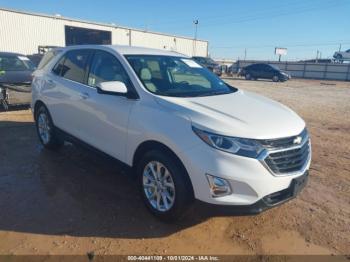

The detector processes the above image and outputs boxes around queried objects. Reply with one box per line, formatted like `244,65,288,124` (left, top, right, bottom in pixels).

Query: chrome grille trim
258,129,311,176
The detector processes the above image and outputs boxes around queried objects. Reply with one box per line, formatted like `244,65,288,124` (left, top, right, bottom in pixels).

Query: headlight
192,126,265,158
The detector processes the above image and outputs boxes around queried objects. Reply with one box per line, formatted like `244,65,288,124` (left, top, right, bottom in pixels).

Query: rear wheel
35,105,63,150
137,150,194,221
245,73,252,80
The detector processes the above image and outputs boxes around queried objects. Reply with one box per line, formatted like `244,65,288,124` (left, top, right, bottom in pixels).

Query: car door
79,49,136,162
263,65,275,79
249,64,260,78
46,49,93,141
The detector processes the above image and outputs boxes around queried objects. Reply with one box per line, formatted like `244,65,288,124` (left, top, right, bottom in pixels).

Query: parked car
333,49,350,61
238,63,291,82
32,45,310,221
0,52,35,109
192,56,222,76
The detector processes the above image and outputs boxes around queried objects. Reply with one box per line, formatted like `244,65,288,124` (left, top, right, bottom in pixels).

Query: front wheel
137,150,194,221
35,105,63,150
272,75,279,82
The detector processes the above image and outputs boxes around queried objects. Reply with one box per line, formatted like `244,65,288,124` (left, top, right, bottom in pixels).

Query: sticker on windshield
181,59,202,68
18,56,30,61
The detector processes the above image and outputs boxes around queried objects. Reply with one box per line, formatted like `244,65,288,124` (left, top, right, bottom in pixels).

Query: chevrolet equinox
32,45,311,221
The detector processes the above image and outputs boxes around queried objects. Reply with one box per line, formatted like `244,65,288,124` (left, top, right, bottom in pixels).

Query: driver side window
88,50,131,88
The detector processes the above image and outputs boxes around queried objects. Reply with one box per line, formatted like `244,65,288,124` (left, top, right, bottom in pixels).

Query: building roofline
0,7,208,43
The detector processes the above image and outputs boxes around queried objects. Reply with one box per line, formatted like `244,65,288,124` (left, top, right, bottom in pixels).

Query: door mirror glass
96,81,128,95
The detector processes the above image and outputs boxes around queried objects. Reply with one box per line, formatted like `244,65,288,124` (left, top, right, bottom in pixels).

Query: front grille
260,129,311,175
259,129,308,149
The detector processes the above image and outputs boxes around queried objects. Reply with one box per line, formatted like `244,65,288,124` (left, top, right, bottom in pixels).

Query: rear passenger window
61,50,91,83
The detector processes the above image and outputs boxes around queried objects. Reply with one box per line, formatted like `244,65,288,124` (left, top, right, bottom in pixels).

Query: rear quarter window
37,51,61,70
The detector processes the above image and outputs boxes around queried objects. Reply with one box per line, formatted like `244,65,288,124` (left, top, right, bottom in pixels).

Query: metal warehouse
0,8,208,57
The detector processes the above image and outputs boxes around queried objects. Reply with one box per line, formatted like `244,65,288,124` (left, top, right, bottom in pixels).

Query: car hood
279,70,291,76
155,90,305,139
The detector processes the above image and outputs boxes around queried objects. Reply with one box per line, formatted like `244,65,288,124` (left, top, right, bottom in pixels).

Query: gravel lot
0,78,349,255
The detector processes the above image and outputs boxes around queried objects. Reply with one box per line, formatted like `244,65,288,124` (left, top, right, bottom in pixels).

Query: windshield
0,55,36,71
269,64,280,70
125,55,236,97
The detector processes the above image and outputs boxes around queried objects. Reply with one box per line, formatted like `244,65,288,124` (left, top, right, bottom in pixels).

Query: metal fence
232,60,350,81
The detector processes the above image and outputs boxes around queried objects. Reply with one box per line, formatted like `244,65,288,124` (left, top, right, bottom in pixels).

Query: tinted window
261,64,271,71
247,64,257,70
61,50,91,83
269,64,280,70
0,55,35,71
88,51,131,88
52,56,65,76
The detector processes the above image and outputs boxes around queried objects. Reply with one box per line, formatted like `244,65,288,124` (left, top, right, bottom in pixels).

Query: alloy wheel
37,112,51,144
142,161,176,212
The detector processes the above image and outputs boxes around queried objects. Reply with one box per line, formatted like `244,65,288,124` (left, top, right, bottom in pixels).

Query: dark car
0,52,35,109
192,56,222,76
238,63,291,82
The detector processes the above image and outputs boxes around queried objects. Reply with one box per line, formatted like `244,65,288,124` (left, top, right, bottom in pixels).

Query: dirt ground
0,78,349,256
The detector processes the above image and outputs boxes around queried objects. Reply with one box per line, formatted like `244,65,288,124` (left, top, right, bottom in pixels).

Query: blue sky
1,0,349,60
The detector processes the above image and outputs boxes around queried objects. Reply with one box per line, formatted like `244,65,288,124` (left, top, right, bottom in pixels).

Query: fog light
206,174,232,197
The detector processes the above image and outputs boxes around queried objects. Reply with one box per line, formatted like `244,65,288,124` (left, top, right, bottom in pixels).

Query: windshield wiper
191,90,232,97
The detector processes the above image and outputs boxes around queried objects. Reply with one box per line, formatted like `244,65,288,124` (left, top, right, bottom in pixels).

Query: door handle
47,79,55,86
80,92,90,100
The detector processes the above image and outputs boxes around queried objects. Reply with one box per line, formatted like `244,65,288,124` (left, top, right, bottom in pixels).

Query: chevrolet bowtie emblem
293,136,302,145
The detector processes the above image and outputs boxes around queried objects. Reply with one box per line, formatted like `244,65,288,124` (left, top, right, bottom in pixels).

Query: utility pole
244,48,247,60
339,43,342,52
316,50,319,63
193,20,198,56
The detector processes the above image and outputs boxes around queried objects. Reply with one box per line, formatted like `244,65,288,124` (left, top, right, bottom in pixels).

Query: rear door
46,49,93,140
261,64,274,79
248,64,260,78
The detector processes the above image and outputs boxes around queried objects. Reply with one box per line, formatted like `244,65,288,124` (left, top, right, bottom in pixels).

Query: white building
0,8,208,57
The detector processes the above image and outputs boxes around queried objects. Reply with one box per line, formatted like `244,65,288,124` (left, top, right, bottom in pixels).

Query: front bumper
195,171,308,215
180,141,310,206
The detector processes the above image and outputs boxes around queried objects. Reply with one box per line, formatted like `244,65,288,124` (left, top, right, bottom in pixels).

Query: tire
272,75,279,82
35,105,64,150
336,54,342,60
137,149,194,222
245,73,252,80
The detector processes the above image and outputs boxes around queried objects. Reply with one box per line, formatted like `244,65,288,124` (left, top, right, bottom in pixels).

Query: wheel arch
33,100,46,120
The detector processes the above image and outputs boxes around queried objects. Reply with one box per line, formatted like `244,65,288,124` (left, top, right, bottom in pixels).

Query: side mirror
96,81,128,96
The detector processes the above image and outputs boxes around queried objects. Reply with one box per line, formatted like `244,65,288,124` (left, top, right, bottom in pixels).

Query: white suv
32,45,311,221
